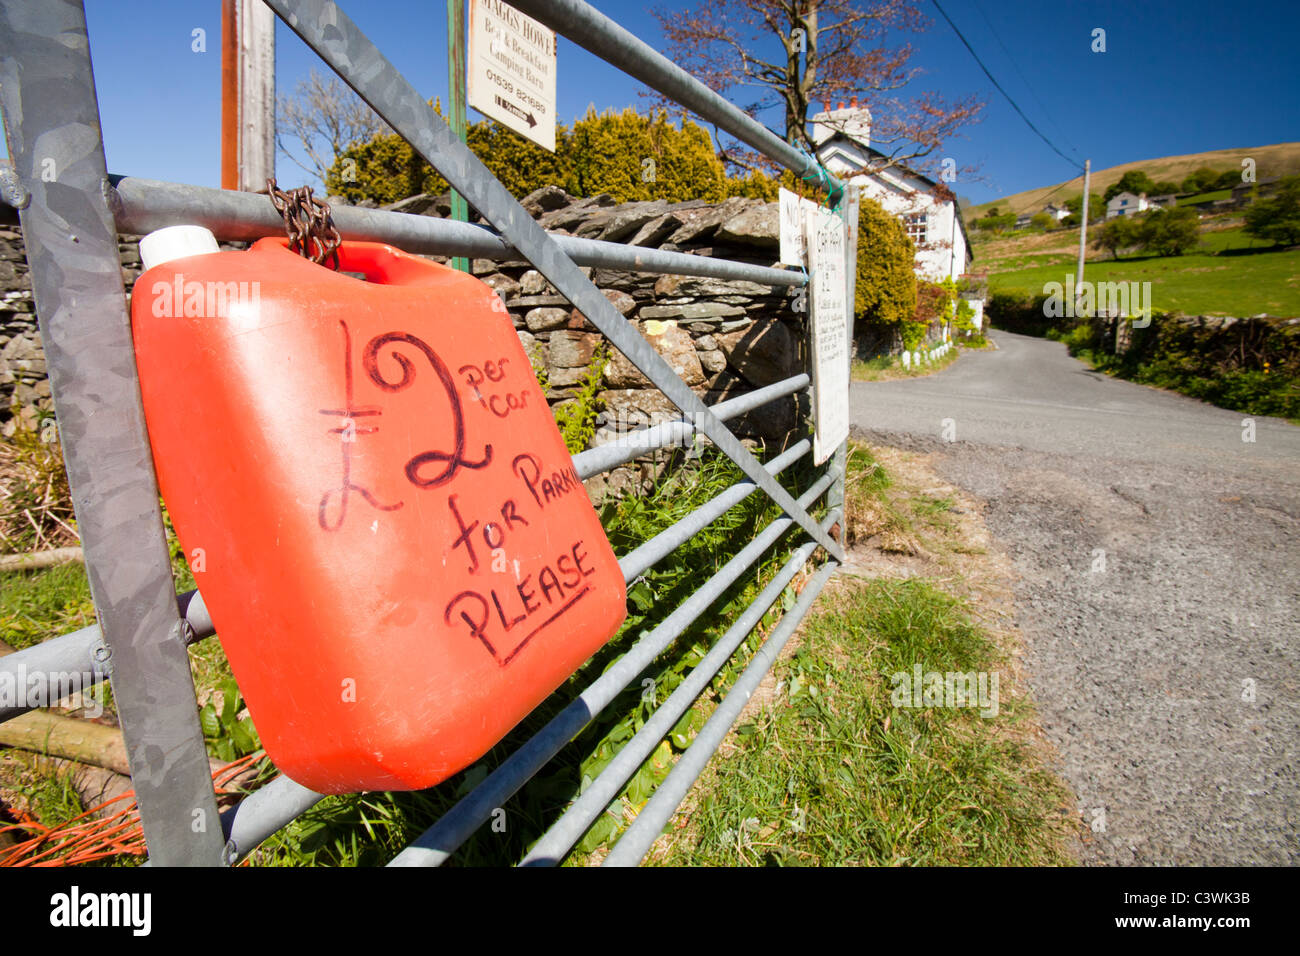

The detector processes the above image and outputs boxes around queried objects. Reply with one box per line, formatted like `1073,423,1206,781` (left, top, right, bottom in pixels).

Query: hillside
968,142,1300,219
974,221,1300,318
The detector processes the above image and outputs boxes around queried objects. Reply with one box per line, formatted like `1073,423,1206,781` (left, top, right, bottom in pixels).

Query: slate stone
715,202,779,246
597,201,669,242
604,319,704,389
519,269,550,294
547,330,600,369
508,294,571,309
717,319,801,386
525,307,570,332
640,302,746,320
521,185,573,216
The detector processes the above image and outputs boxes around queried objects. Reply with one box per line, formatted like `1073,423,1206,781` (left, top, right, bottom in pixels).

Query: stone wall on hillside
1,189,813,497
1100,312,1300,363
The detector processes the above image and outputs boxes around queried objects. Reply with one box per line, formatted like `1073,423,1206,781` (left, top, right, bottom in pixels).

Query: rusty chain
267,178,341,270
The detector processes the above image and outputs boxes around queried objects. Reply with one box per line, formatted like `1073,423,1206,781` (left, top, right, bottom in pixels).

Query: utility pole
1075,158,1090,306
447,0,470,272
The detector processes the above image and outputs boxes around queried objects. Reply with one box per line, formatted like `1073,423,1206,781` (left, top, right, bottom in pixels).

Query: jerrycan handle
258,236,460,289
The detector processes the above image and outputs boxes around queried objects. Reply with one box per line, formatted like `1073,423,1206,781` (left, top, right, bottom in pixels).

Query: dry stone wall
1,190,809,497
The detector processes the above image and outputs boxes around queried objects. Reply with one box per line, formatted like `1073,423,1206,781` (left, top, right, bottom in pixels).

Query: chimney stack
811,97,871,149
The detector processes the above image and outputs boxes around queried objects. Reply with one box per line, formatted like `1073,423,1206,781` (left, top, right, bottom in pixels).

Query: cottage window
905,212,928,243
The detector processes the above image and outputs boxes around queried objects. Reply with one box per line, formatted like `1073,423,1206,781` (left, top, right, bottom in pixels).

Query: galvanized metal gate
0,0,857,866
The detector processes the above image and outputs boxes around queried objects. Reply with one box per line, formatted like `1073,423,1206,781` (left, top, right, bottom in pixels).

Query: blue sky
28,0,1300,204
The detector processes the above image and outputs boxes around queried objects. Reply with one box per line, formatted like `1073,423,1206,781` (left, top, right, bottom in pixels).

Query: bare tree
276,69,388,186
652,0,982,181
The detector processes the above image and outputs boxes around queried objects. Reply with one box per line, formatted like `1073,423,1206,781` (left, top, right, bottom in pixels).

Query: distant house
1106,191,1151,219
811,99,973,287
1044,203,1069,222
1014,211,1034,229
1147,194,1179,210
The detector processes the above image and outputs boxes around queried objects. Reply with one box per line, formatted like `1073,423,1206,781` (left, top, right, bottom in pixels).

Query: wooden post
221,0,238,190
238,0,276,192
222,0,275,192
447,0,470,271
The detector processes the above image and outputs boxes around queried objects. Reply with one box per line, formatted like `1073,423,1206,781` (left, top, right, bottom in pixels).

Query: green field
984,228,1300,317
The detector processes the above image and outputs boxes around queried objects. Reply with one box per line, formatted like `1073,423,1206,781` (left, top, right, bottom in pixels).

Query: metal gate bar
618,440,811,583
222,775,325,856
603,556,841,866
109,176,804,288
520,517,837,865
388,469,837,866
573,374,810,479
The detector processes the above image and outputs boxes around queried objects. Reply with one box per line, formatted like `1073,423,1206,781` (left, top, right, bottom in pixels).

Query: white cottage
810,100,980,326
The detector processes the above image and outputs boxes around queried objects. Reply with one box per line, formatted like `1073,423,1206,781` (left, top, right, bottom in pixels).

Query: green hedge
985,290,1060,337
1071,315,1300,419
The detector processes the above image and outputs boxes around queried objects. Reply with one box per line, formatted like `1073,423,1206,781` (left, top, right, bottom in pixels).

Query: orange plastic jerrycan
130,226,627,794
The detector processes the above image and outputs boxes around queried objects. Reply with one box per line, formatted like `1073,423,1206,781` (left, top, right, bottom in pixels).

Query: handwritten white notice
779,187,805,267
778,188,821,268
808,204,850,465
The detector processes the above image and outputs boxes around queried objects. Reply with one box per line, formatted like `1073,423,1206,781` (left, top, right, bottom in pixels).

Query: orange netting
0,752,266,867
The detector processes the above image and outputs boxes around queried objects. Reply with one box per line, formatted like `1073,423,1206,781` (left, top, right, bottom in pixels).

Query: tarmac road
850,330,1299,865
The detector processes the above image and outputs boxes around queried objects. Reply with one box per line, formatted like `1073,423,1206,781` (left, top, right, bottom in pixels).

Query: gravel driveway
850,330,1299,865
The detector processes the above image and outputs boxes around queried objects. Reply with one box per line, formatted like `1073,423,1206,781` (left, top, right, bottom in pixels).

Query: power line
1036,175,1082,207
930,0,1082,172
968,0,1080,161
977,175,1077,220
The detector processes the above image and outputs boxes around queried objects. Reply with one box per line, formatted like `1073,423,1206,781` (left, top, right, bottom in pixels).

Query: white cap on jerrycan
139,225,220,271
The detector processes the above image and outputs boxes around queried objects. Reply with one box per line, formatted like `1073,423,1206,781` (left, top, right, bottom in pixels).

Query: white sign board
779,188,805,267
468,0,557,152
778,188,820,268
808,204,850,465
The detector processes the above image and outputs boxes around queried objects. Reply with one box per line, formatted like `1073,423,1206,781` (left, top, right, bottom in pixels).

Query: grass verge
649,578,1074,865
644,442,1078,866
